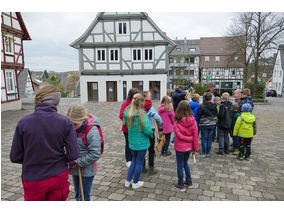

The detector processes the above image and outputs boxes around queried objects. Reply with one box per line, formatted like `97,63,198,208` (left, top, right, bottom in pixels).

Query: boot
148,166,157,175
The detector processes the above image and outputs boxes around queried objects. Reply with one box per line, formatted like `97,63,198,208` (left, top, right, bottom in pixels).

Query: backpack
240,115,257,136
77,124,104,172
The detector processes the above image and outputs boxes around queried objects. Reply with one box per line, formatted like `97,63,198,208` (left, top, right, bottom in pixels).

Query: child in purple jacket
159,96,175,156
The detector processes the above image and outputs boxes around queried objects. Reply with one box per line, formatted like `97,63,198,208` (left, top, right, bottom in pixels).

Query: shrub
247,82,265,99
193,83,209,96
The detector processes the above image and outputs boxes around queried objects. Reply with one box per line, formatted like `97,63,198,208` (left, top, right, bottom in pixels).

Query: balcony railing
169,62,188,67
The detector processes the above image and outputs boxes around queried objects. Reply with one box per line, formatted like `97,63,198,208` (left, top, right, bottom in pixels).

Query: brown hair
221,92,230,101
143,91,150,98
191,93,200,102
127,88,139,100
127,93,145,130
167,90,173,97
66,105,88,125
174,100,193,122
233,102,238,111
35,85,59,104
241,88,251,96
203,92,212,102
161,96,173,111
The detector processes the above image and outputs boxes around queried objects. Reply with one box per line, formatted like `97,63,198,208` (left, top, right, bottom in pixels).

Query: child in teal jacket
123,93,153,189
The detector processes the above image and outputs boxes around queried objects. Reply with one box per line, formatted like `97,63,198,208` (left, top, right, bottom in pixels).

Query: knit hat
242,103,252,112
41,92,61,105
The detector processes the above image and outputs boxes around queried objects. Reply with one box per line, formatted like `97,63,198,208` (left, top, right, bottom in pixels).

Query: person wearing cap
10,85,80,201
233,103,256,161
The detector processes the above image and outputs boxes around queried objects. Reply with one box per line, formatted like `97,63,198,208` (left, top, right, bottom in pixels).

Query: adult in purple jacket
10,85,80,201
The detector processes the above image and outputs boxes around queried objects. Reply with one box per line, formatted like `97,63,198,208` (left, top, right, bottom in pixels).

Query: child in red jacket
174,100,199,192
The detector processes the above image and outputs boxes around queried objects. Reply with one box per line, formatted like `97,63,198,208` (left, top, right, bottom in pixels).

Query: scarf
144,99,152,112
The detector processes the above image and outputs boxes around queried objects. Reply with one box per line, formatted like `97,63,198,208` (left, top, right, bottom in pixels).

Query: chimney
163,32,167,36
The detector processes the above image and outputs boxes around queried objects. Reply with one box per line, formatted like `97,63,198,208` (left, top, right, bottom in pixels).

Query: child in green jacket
233,103,256,160
123,93,153,189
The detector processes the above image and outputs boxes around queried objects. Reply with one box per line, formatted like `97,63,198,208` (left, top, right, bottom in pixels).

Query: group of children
120,86,256,192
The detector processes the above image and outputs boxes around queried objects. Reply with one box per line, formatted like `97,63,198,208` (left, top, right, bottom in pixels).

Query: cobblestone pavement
1,98,284,201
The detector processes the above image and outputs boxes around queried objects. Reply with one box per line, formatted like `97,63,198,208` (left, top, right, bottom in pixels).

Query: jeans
218,128,230,153
144,130,155,167
127,149,147,183
123,132,132,162
233,136,239,149
239,137,252,158
161,133,171,154
200,125,215,155
175,151,192,185
72,175,94,201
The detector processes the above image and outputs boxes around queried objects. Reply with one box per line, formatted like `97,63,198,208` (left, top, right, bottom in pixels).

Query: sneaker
174,183,186,192
132,181,144,189
216,151,224,155
165,151,172,156
229,147,235,152
126,161,132,168
184,180,193,188
125,180,131,187
244,157,250,161
206,153,211,157
233,150,240,155
237,155,244,160
203,154,207,158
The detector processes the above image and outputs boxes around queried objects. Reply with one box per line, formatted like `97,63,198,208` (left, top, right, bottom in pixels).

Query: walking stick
77,166,85,201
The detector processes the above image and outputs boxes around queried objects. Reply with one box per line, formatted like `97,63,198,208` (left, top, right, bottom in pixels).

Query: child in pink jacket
158,96,175,156
174,100,199,192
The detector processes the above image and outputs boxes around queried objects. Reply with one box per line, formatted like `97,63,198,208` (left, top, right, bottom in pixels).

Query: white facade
71,12,175,103
271,46,284,96
80,74,167,103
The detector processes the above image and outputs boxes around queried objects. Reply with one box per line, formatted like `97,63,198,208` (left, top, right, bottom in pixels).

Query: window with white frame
109,48,119,62
234,56,238,62
5,70,15,93
132,48,142,61
189,48,196,52
144,48,153,61
205,56,209,62
118,22,128,35
4,35,14,55
215,56,220,62
96,49,106,62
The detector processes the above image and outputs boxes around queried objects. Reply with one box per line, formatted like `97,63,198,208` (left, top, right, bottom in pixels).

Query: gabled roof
70,12,176,50
16,12,31,40
170,39,200,56
18,68,34,98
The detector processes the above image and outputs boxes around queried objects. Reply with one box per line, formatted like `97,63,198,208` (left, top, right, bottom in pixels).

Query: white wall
1,100,21,112
272,51,284,96
80,74,167,103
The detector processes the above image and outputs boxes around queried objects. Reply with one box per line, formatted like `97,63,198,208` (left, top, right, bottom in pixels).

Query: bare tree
227,12,284,88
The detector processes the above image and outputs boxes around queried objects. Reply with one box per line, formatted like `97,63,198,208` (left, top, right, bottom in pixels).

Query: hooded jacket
217,100,234,129
70,114,102,177
145,99,163,130
197,102,217,126
123,107,153,150
238,96,254,113
189,101,200,126
233,112,256,138
172,88,187,111
174,115,199,152
119,99,132,133
158,104,174,134
10,102,80,182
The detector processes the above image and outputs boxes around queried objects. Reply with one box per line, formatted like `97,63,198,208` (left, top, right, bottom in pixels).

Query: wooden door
87,82,98,102
149,81,160,100
132,81,143,93
106,81,117,102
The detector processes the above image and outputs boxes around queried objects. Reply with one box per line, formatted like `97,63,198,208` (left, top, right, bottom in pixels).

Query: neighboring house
75,81,80,97
200,37,245,95
169,38,200,89
70,12,176,102
30,71,44,80
18,68,35,98
271,44,284,96
1,12,31,111
30,72,43,92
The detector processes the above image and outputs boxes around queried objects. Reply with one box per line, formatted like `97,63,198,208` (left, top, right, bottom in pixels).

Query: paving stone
232,189,250,196
210,186,220,192
238,195,258,201
108,193,125,201
214,192,226,199
250,191,262,198
262,192,276,200
198,195,211,201
226,193,239,201
203,190,214,197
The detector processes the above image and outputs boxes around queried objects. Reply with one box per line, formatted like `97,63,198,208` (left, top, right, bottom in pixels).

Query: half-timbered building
1,12,31,111
70,12,175,102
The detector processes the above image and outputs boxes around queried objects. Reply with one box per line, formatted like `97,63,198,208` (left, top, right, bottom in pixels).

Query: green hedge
247,82,265,99
193,83,209,96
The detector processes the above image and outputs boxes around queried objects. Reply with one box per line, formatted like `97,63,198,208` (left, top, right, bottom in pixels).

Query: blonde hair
221,92,230,101
214,96,221,102
234,89,241,95
161,96,173,111
127,93,145,130
35,85,59,104
191,93,200,102
66,105,88,125
241,88,251,96
233,102,238,111
143,91,149,98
